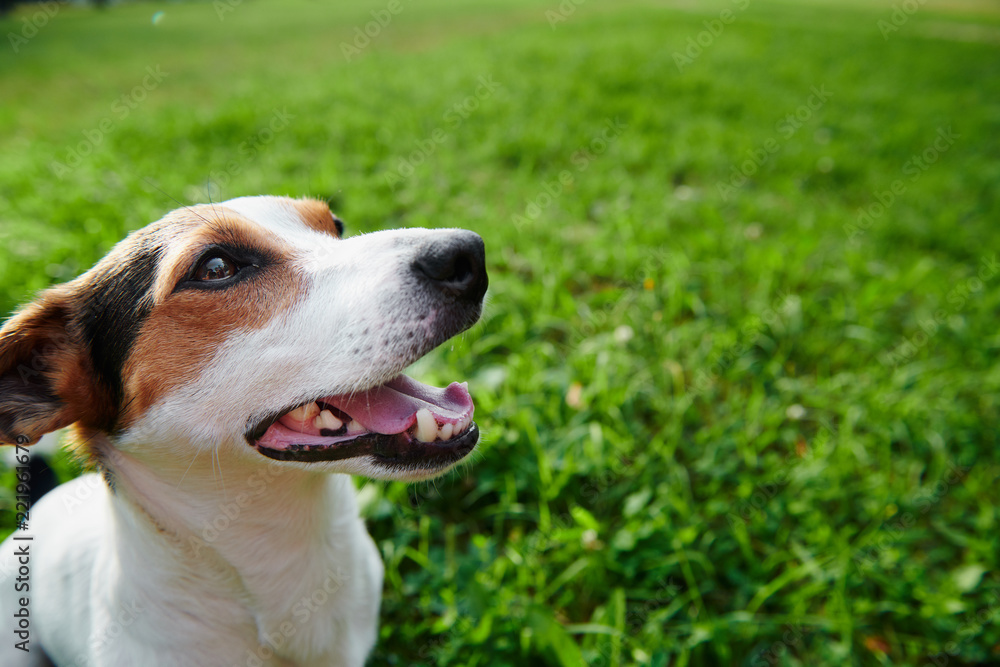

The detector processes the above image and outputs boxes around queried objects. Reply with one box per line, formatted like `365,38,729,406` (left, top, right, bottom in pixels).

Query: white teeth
288,402,320,423
409,414,472,442
415,408,438,443
286,402,475,442
315,410,343,432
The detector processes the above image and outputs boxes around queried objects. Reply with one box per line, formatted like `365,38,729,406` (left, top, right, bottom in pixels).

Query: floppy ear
0,288,97,446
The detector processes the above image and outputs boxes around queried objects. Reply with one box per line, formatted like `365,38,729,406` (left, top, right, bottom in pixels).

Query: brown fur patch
0,285,109,446
119,206,306,427
291,198,343,238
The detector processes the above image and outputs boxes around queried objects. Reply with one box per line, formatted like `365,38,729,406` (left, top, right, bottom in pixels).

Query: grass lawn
2,0,999,664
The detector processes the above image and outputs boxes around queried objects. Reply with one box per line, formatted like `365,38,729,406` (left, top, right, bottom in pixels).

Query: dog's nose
413,231,488,303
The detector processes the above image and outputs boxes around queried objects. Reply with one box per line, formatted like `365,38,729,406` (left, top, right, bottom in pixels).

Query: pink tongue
330,376,473,435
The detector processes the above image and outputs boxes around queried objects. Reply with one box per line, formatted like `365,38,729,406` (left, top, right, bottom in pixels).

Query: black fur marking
27,454,58,506
102,465,117,493
77,244,163,419
0,377,63,442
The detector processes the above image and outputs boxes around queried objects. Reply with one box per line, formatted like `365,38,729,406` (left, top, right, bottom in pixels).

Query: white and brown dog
0,196,488,666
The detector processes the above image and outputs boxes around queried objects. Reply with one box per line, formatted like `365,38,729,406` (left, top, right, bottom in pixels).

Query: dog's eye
194,255,237,282
174,247,262,293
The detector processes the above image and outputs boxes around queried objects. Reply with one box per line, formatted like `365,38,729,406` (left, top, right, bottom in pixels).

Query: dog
0,195,488,666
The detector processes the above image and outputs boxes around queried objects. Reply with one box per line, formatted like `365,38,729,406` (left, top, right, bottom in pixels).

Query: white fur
0,196,482,666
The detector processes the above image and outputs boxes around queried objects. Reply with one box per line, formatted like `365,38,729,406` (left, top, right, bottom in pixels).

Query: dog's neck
94,437,381,664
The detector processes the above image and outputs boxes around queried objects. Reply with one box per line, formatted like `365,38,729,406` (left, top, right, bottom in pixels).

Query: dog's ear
0,287,98,446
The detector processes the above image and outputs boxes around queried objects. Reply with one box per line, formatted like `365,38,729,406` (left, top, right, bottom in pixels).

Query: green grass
2,0,1000,664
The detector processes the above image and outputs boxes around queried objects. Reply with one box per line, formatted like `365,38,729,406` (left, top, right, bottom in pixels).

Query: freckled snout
412,231,488,304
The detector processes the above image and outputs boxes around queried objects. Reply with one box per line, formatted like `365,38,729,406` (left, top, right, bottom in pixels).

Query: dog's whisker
174,449,201,491
142,176,215,228
213,447,227,499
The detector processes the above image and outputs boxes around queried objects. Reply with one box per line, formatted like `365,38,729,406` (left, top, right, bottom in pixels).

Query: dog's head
0,196,487,481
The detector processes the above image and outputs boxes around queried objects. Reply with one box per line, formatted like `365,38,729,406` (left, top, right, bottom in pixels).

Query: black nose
413,231,488,303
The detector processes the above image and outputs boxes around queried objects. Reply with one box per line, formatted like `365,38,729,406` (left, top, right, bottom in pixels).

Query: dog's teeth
317,410,343,432
415,408,437,442
346,420,365,435
288,402,320,423
440,423,453,441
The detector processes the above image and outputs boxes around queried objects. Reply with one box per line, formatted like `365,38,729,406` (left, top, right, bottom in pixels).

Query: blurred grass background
1,0,999,665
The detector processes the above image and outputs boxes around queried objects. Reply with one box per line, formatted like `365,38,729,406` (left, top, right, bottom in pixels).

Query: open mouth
246,375,478,469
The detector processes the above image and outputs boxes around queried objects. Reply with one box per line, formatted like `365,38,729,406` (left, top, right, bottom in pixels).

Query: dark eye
194,255,237,282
